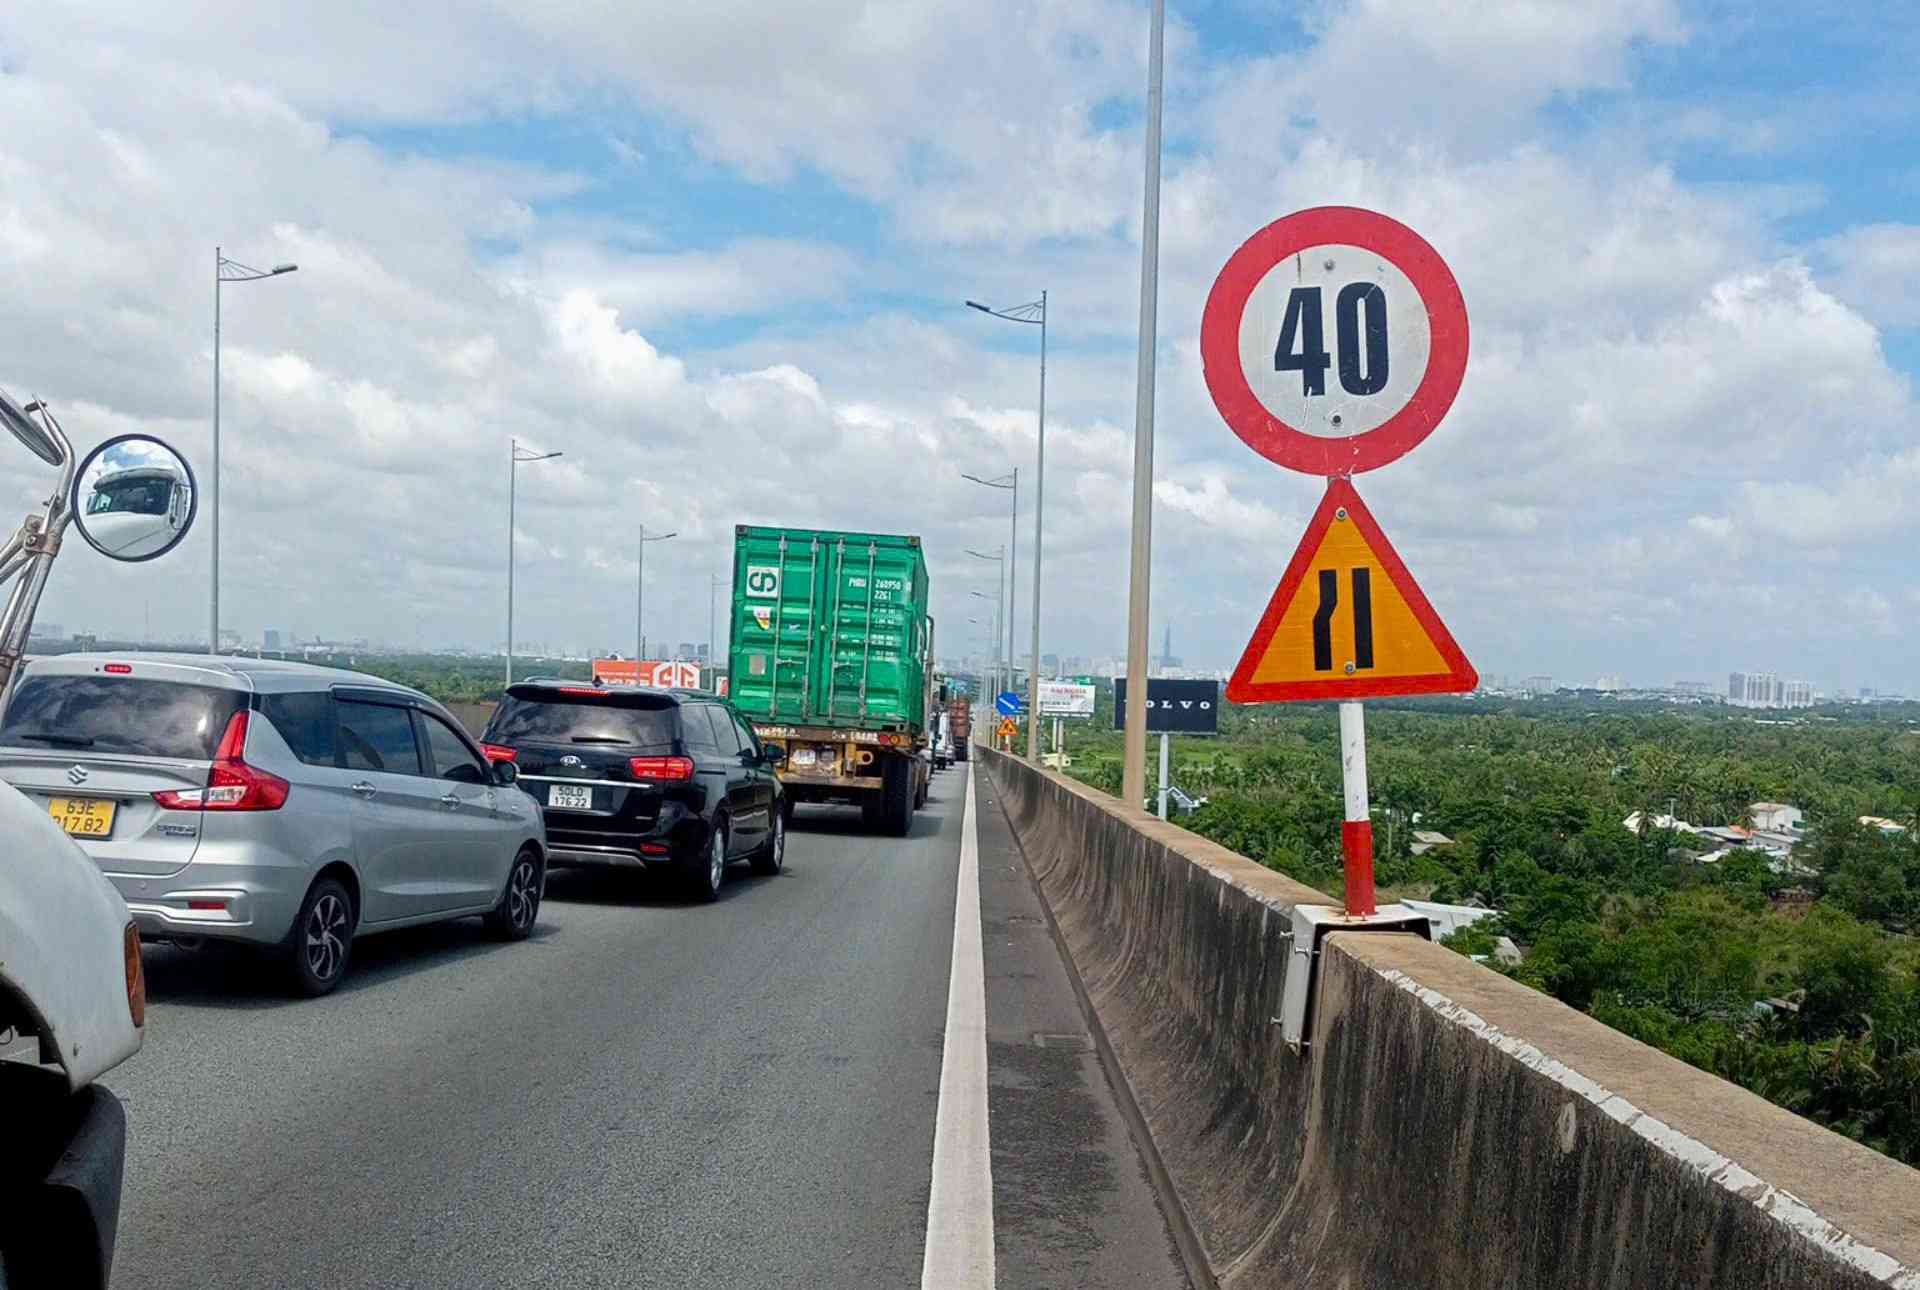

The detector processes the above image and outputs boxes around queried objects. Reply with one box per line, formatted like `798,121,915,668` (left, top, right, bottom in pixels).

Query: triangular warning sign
1227,479,1476,703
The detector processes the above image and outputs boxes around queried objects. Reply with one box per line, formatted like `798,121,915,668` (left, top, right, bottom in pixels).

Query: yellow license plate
48,797,116,838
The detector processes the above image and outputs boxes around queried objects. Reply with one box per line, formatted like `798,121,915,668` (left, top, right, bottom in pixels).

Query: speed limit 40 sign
1201,206,1468,476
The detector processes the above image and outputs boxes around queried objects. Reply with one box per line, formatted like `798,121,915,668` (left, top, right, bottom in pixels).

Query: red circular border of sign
1200,206,1469,477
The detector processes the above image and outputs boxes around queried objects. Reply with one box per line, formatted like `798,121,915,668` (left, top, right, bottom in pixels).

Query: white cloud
1815,223,1920,329
0,0,1917,694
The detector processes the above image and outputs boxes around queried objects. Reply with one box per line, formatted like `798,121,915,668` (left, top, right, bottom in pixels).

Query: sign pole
1157,732,1170,821
1338,701,1376,916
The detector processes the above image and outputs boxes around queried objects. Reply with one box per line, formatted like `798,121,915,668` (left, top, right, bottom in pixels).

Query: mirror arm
0,546,59,705
0,404,77,705
0,525,28,578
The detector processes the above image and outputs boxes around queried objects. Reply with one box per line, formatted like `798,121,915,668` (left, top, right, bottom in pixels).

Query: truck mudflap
0,1063,128,1289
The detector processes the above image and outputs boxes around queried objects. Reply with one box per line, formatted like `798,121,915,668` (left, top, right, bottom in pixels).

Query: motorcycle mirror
0,389,64,466
70,434,199,564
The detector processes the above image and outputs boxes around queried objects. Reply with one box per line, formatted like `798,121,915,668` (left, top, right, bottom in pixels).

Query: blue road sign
995,690,1025,717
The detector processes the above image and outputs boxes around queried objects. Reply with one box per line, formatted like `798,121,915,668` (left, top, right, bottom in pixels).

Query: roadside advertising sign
592,659,702,689
1037,681,1096,718
1112,679,1220,734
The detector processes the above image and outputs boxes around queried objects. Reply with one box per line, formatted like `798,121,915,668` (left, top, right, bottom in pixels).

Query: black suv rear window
0,675,245,760
487,690,676,750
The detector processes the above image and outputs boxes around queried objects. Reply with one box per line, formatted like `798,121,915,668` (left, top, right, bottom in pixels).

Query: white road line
921,762,995,1289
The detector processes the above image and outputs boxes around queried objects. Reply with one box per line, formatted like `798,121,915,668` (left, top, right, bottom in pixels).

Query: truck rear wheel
881,756,913,836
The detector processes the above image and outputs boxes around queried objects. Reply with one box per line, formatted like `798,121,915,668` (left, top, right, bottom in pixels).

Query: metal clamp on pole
1276,903,1431,1052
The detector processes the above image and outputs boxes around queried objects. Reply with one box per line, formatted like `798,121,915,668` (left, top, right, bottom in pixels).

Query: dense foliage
1061,696,1920,1166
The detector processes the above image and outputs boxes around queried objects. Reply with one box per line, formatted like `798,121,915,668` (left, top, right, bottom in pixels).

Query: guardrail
980,748,1920,1289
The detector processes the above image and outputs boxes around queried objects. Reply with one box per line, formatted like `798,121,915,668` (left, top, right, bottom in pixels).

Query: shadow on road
542,860,782,909
789,774,960,841
140,916,558,1011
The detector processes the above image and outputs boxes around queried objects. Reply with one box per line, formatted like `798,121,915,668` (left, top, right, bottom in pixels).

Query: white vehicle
78,463,190,560
0,778,144,1286
0,388,186,1285
932,710,953,770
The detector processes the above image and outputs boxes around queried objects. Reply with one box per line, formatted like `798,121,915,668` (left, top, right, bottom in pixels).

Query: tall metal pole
636,522,646,665
211,247,221,655
506,442,517,689
1007,466,1018,698
710,573,719,671
1122,0,1166,809
1026,293,1046,759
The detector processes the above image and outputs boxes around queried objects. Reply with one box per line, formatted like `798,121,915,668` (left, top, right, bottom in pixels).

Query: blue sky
3,1,1918,696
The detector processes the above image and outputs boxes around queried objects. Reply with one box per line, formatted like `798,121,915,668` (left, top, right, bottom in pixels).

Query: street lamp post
961,468,1018,701
212,248,297,654
966,547,1006,698
636,525,678,667
507,440,562,688
969,588,1001,699
965,293,1046,758
1122,0,1166,810
967,617,994,704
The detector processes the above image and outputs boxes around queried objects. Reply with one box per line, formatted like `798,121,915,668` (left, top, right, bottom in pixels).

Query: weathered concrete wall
982,750,1920,1289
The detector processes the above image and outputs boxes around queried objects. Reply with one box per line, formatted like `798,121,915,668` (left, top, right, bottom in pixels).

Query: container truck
728,525,932,835
947,696,973,761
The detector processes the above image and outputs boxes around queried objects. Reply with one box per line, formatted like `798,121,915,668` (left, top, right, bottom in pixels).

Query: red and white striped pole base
1338,701,1377,917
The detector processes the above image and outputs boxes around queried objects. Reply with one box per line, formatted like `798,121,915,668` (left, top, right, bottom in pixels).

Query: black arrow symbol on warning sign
1312,568,1376,673
1313,570,1337,671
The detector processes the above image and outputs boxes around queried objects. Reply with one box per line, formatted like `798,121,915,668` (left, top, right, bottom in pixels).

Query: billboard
1037,680,1097,718
1112,678,1221,734
592,659,702,689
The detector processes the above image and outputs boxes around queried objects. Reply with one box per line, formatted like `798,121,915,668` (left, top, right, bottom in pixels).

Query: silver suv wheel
306,892,349,983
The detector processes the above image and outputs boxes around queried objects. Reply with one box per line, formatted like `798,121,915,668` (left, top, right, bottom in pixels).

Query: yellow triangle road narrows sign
1227,478,1476,702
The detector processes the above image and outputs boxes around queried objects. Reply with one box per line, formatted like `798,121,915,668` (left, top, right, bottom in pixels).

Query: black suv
479,681,786,901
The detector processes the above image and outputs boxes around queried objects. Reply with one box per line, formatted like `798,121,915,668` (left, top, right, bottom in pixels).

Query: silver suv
0,653,546,996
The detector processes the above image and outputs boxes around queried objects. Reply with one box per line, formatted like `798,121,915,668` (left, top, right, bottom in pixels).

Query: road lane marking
921,762,995,1289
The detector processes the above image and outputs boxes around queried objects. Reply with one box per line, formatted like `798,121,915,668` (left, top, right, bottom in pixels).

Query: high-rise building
264,629,284,650
1730,671,1812,709
1155,624,1181,672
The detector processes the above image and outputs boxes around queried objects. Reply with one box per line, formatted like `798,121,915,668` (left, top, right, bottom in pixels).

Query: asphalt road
102,765,1188,1289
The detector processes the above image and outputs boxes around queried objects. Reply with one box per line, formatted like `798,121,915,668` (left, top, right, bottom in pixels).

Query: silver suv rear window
0,675,245,760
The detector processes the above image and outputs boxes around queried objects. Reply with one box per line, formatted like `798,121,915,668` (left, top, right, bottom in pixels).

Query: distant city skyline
35,608,1918,704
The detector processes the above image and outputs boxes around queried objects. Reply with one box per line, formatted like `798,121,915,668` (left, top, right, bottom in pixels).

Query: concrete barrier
981,749,1920,1289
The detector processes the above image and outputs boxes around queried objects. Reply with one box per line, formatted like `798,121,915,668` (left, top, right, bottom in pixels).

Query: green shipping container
729,525,931,734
